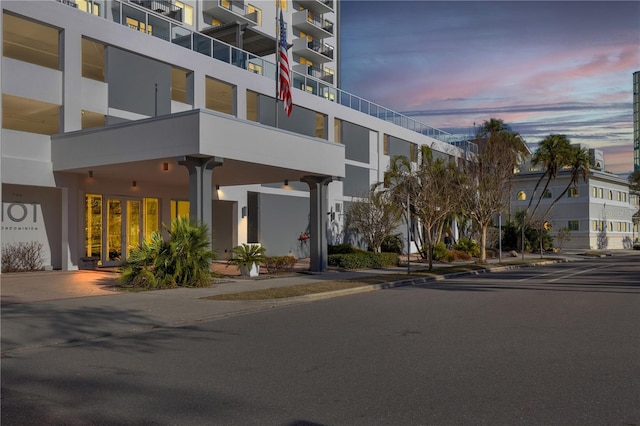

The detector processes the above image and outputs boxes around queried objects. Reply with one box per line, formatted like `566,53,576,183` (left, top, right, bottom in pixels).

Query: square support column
178,155,223,249
301,175,333,272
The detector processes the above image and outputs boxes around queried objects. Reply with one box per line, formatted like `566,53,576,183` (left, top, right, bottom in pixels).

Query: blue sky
339,1,640,174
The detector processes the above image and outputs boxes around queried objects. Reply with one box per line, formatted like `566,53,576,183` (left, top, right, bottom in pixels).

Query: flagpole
275,4,280,128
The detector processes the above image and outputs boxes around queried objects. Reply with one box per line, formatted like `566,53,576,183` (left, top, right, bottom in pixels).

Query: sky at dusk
339,1,640,174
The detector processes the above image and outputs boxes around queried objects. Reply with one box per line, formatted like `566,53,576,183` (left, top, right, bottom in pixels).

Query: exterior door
104,198,141,265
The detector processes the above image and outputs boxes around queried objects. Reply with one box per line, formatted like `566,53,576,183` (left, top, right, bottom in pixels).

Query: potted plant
227,243,267,277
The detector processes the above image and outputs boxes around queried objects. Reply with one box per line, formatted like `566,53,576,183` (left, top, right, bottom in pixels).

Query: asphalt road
2,255,639,425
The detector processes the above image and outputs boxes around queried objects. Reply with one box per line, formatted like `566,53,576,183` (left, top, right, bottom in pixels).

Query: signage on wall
1,202,52,268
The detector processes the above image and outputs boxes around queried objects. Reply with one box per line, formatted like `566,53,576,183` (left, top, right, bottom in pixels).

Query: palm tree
541,144,592,218
526,134,573,220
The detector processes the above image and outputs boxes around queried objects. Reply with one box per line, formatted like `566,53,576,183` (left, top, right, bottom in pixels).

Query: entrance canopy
51,109,345,185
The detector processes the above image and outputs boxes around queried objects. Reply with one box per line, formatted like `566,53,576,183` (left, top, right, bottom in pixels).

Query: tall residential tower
634,71,639,171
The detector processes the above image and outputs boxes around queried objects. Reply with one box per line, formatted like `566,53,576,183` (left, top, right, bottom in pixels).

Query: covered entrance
85,194,159,266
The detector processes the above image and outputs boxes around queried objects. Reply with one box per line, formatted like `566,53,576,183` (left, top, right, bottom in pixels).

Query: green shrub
227,244,267,269
454,237,480,257
264,256,297,274
328,252,399,269
432,242,450,261
380,233,404,254
328,243,358,255
120,217,214,289
633,243,640,251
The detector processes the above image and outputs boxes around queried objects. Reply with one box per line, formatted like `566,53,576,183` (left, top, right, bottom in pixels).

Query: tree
458,119,525,263
381,145,460,270
345,188,402,253
526,134,573,219
541,144,591,218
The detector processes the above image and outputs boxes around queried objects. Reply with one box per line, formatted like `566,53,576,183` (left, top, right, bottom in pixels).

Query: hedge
328,252,399,269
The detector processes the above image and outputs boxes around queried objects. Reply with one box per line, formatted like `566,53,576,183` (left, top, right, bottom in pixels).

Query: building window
593,220,598,231
278,0,287,11
592,187,597,198
315,112,327,139
171,67,189,103
248,60,262,75
608,190,613,200
598,188,603,198
410,143,418,162
82,38,105,81
170,200,190,221
623,193,627,202
3,13,60,70
383,134,389,155
2,94,60,135
543,189,552,199
143,198,160,243
175,1,193,26
246,90,258,122
516,190,527,201
76,0,100,15
247,4,262,25
617,222,622,232
568,187,579,198
126,17,152,34
334,118,342,143
568,220,579,231
205,76,235,115
85,194,103,260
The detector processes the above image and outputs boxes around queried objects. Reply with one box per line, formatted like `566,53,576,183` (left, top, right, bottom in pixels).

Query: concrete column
177,155,223,248
301,175,333,272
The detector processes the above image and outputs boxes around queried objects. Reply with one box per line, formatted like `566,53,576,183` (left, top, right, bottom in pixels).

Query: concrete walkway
0,252,593,355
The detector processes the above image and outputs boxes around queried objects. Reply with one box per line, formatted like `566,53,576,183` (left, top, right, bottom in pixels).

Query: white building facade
1,0,469,271
512,154,638,250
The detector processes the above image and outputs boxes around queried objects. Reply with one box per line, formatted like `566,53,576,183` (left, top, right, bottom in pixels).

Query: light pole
498,213,502,263
406,191,410,274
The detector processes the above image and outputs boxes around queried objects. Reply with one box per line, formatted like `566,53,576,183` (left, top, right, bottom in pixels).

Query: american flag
278,9,292,117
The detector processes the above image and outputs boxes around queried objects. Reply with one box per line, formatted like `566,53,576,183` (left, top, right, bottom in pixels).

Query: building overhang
51,109,344,186
201,22,277,57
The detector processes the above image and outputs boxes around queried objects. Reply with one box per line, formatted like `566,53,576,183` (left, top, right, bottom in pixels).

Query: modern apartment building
1,0,470,272
512,149,639,250
634,71,639,171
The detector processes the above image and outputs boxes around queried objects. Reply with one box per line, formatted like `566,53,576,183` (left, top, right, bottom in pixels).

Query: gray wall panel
344,164,370,197
343,121,369,163
258,94,317,138
106,47,171,116
258,193,309,257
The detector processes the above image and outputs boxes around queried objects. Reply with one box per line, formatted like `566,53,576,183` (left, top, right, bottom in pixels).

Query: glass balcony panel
247,54,263,75
263,61,276,82
360,100,370,115
212,40,231,63
148,14,170,41
122,4,147,32
109,0,122,24
231,48,247,69
340,92,350,107
350,97,360,112
369,104,378,118
306,78,318,95
194,33,212,56
171,25,191,48
292,72,306,92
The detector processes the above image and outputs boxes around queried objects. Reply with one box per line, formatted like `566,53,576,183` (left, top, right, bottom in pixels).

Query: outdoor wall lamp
216,185,220,191
132,181,137,187
241,206,247,218
284,179,289,186
88,170,93,178
162,162,169,171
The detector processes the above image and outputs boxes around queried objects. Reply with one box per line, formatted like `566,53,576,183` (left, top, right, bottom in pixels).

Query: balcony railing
59,0,475,152
306,12,333,35
218,0,258,24
307,40,333,59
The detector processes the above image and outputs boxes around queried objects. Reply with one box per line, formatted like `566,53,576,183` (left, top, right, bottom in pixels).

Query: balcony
296,0,333,14
292,38,333,64
292,10,333,39
202,0,258,26
292,64,334,84
130,0,183,21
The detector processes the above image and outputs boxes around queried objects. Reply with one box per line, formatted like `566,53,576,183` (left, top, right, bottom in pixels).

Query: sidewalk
0,252,588,354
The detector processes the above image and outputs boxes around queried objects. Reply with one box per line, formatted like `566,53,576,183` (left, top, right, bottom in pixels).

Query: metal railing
57,0,475,152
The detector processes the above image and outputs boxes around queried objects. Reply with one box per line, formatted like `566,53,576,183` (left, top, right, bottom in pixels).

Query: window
248,61,262,75
383,134,389,155
76,0,100,15
598,188,603,198
85,194,103,260
592,187,597,198
315,112,326,139
3,94,60,135
543,189,552,199
617,222,622,232
617,191,622,201
608,221,613,231
277,0,287,11
3,13,60,70
568,220,579,231
171,67,189,103
568,187,579,198
143,198,159,243
205,77,235,115
516,191,527,201
334,119,342,143
175,1,193,26
126,17,152,34
623,193,627,202
170,200,190,221
82,38,105,81
247,4,262,25
608,190,613,200
593,220,598,231
410,143,418,162
246,90,258,122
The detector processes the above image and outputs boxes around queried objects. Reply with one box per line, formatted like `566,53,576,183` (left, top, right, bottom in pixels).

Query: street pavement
0,251,605,355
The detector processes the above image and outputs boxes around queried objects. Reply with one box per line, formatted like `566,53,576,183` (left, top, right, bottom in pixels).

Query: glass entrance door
104,198,141,265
